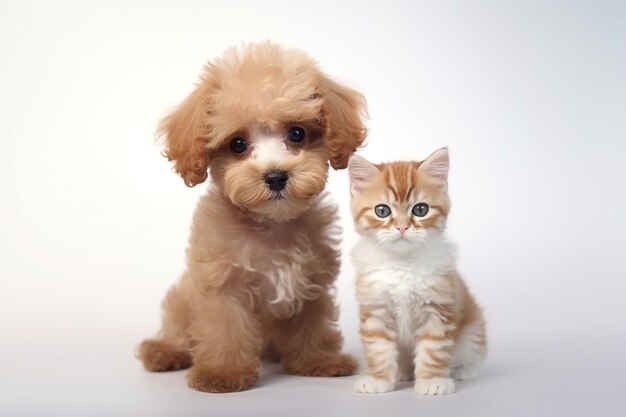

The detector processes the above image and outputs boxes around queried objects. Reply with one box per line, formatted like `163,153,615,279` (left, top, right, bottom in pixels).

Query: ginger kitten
348,148,487,395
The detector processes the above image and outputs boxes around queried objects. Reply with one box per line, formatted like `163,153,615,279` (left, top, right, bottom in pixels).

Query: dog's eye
288,126,306,143
412,203,429,217
230,137,248,154
374,204,391,218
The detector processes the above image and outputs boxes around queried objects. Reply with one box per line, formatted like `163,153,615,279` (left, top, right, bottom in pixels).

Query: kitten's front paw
354,375,394,394
415,378,455,395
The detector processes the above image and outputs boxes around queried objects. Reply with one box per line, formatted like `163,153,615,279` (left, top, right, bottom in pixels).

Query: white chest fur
229,223,324,317
352,235,457,347
212,194,339,319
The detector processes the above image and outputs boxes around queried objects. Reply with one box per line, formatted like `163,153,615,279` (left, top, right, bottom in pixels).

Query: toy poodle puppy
138,42,368,393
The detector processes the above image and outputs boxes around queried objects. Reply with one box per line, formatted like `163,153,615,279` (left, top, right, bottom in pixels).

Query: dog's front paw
354,375,395,393
284,353,357,377
186,367,258,393
414,378,455,395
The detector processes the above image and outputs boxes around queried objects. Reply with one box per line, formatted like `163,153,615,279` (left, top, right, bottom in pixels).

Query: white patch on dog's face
214,122,329,222
249,125,294,164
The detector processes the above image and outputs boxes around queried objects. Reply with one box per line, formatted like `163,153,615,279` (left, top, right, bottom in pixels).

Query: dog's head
158,42,367,221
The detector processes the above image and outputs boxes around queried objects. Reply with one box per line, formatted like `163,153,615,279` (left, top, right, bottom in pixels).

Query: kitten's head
348,148,450,253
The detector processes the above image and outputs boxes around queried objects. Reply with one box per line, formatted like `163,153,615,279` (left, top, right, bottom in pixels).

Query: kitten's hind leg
451,320,487,381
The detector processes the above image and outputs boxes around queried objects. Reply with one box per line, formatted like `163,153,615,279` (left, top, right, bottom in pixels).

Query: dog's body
138,42,367,392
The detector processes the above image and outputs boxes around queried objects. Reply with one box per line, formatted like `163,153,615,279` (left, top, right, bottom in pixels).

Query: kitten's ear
418,148,449,188
348,155,379,195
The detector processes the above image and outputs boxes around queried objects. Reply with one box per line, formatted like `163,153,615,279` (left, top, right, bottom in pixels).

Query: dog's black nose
264,171,289,191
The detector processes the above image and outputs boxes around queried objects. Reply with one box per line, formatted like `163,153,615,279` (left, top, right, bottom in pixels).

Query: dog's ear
317,76,368,170
158,77,214,187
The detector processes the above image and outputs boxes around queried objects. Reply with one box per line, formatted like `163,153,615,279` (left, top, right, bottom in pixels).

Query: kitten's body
348,150,487,395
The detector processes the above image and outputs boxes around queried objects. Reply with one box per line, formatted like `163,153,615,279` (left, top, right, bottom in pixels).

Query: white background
1,1,625,416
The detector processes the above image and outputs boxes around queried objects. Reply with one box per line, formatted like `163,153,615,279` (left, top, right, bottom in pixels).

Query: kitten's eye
288,126,306,143
374,204,391,218
412,203,429,217
230,137,248,154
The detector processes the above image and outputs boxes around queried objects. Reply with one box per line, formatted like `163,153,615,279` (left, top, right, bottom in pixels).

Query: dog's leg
273,292,357,377
138,281,192,372
186,292,262,393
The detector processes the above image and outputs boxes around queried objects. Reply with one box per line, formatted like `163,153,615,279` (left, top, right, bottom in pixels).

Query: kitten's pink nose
395,226,408,234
